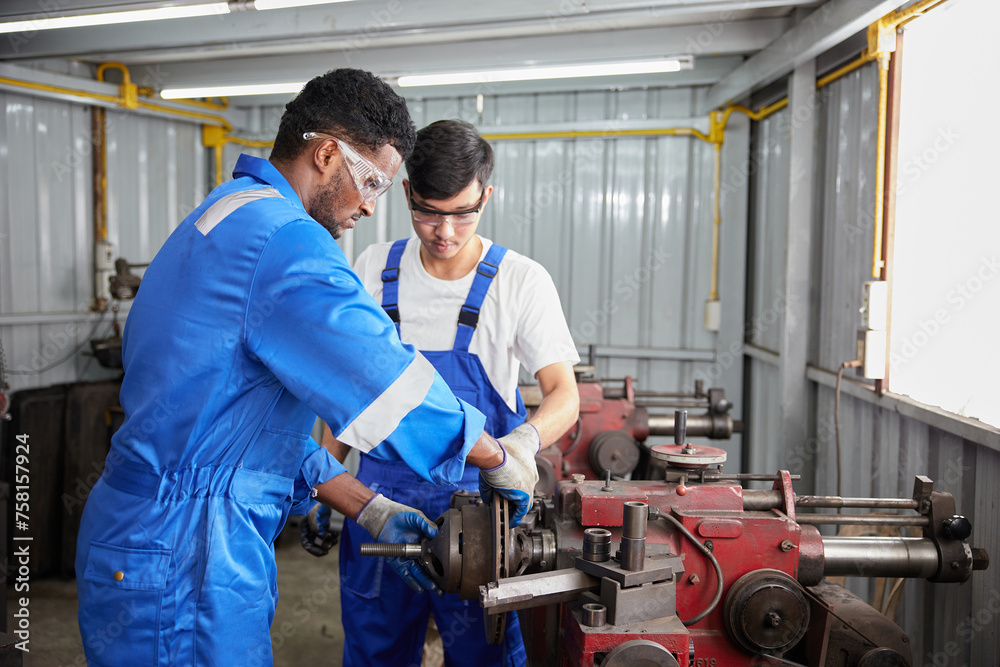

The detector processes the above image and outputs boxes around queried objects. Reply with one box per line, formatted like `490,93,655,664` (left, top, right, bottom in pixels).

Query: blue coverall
339,240,529,667
75,155,486,666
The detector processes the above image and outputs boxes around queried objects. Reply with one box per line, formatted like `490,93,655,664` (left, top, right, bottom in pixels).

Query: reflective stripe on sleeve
336,352,437,452
195,187,283,236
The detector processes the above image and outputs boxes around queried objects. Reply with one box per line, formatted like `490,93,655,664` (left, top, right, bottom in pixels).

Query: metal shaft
621,501,647,571
648,414,720,437
797,514,929,527
359,543,422,558
742,490,922,511
822,536,940,578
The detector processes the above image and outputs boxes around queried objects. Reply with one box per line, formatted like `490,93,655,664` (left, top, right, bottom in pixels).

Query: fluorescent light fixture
0,3,229,34
254,0,360,9
397,58,692,87
161,82,307,99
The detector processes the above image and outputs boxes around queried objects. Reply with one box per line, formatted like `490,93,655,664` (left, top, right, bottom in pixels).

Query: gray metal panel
748,106,790,353
1,93,203,391
814,63,879,369
746,59,996,659
256,88,730,397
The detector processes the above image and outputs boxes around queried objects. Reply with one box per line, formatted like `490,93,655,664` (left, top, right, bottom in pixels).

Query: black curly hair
270,68,415,163
405,119,494,200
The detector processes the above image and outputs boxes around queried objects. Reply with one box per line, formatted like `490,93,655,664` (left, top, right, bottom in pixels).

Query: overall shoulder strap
454,243,509,352
380,239,408,337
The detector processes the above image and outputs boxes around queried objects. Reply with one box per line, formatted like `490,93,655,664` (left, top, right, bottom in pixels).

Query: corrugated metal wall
0,92,203,390
747,62,999,661
242,89,736,409
3,87,742,458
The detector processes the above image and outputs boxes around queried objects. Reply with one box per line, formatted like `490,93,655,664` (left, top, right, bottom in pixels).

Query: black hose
657,512,724,626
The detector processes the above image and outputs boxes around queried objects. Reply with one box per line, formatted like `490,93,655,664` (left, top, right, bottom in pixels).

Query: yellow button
114,571,124,582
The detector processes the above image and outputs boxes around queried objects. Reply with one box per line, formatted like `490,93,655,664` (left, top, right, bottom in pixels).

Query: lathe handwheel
484,498,510,645
724,569,810,654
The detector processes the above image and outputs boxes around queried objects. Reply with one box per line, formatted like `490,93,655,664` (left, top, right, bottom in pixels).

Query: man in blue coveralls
307,120,581,665
75,70,539,666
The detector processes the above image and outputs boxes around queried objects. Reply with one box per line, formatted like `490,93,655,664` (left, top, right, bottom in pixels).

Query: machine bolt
951,561,960,570
780,540,796,552
602,469,613,492
767,611,782,628
703,540,714,552
571,474,585,484
688,574,700,585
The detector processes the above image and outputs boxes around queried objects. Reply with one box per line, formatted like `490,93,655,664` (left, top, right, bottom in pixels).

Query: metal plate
649,443,727,469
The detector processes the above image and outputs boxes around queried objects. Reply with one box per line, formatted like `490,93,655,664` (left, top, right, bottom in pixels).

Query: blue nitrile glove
479,423,541,526
300,502,338,557
356,494,443,596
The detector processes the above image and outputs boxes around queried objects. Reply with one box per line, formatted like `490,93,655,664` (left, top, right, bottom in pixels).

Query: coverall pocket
340,520,382,599
80,542,171,666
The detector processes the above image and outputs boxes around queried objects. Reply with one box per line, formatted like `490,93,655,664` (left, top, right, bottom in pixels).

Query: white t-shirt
353,236,580,411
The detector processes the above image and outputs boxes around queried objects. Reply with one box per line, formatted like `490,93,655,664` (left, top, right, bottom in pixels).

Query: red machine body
532,377,739,491
525,472,826,666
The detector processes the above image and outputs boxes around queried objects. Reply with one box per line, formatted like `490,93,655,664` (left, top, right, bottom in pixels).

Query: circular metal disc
603,640,680,667
650,443,727,469
589,430,641,477
484,498,508,645
724,569,810,654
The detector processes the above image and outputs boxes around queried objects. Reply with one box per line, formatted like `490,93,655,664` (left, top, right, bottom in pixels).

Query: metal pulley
723,569,810,654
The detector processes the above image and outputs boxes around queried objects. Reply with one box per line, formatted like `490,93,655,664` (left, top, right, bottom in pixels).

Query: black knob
942,515,972,541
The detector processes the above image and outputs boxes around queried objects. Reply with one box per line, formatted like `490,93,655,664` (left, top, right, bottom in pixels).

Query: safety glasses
409,190,485,227
302,131,393,202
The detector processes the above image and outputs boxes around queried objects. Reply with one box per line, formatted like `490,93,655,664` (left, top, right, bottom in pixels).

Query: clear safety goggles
409,190,485,227
302,131,393,202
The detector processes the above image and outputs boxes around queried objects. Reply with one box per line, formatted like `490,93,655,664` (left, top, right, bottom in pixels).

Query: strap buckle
476,260,499,278
381,267,400,282
457,305,480,327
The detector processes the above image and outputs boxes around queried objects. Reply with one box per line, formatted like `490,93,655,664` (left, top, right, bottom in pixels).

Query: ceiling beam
124,20,782,97
699,0,906,112
0,0,804,62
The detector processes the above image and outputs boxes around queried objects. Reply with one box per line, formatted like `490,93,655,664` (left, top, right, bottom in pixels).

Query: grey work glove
356,494,443,596
300,502,338,557
479,423,541,526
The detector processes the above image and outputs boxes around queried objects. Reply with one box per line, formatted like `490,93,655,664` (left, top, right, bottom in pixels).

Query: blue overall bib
339,240,529,667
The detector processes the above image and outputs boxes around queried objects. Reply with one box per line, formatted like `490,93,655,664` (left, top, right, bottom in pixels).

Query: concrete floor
6,518,441,667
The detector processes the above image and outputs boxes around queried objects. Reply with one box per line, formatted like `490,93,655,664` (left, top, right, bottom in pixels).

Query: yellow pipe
709,142,722,301
872,57,890,278
0,75,121,106
480,127,713,144
214,144,224,188
226,136,273,149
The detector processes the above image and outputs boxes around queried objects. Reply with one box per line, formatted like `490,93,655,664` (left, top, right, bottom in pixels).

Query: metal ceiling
0,0,902,106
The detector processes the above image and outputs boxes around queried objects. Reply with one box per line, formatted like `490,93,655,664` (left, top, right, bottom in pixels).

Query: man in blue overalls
75,72,539,667
312,120,580,666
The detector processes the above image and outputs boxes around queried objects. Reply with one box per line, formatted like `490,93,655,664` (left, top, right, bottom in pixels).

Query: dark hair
270,68,415,163
405,120,494,200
